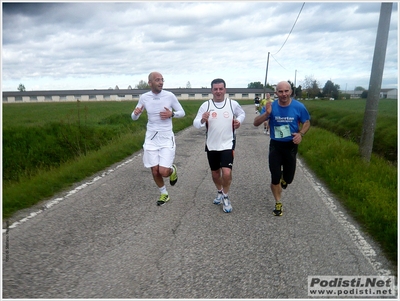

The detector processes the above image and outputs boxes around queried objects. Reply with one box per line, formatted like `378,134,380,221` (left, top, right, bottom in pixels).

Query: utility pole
294,69,297,97
359,3,392,162
264,52,270,99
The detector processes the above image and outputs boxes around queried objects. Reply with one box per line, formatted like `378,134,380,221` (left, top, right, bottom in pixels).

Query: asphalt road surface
2,104,396,298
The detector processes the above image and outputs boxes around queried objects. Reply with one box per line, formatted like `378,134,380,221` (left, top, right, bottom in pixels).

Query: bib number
274,124,291,138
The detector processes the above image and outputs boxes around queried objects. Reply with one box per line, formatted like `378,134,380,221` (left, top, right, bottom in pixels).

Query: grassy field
2,98,397,265
302,99,397,162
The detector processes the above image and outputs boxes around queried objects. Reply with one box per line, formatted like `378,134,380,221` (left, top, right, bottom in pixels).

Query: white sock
159,186,167,195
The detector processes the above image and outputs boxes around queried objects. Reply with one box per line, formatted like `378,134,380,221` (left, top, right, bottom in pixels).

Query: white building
2,88,273,103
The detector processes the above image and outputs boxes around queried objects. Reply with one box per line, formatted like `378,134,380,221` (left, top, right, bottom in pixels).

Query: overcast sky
2,1,398,92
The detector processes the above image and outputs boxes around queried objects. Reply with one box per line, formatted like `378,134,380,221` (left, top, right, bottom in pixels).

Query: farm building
380,88,398,99
2,88,273,103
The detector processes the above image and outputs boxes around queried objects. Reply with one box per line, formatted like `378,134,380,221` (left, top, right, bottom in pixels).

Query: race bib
274,124,291,138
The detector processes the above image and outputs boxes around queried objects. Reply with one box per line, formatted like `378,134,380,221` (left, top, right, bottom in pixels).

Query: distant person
253,81,310,216
264,93,274,135
131,71,185,206
254,96,260,114
259,96,267,133
193,78,246,213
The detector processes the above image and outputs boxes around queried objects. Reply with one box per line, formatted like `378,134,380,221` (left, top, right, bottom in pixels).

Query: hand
201,111,210,124
160,107,173,120
233,119,241,129
133,105,144,115
265,102,272,115
292,132,303,145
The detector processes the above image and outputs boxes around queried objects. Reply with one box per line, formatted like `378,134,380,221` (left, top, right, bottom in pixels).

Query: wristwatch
171,112,175,118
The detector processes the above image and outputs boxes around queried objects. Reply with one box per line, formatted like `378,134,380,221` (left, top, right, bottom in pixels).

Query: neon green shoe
280,178,288,189
169,164,178,186
157,193,170,206
273,202,283,216
280,172,288,189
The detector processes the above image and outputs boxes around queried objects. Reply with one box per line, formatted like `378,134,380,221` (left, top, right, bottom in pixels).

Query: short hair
211,78,226,88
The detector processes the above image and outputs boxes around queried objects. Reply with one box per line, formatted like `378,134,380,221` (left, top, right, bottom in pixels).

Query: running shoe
223,196,232,213
157,193,170,206
169,164,178,186
263,129,267,134
213,192,224,205
273,202,283,216
280,173,287,189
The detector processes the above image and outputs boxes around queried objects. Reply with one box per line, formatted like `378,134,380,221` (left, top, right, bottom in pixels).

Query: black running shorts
206,149,234,171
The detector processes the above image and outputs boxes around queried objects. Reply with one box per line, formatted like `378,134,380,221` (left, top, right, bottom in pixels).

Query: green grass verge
299,127,397,264
303,99,397,162
2,130,145,217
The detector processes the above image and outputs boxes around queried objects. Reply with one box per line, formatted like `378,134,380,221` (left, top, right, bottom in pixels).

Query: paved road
2,105,396,298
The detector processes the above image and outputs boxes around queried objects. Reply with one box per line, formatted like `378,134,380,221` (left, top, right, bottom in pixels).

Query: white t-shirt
131,90,185,132
131,90,185,150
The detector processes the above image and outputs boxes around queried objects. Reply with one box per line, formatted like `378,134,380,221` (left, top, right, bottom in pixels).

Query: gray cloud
2,2,398,91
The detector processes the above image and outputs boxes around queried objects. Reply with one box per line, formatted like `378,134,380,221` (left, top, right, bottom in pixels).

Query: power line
272,2,305,56
263,2,305,95
270,53,287,70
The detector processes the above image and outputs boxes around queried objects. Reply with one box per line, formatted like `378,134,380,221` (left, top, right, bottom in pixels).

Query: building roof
380,88,398,93
2,88,272,97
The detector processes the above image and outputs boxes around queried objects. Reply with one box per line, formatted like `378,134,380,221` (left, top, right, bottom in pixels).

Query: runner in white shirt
131,72,185,206
193,78,245,213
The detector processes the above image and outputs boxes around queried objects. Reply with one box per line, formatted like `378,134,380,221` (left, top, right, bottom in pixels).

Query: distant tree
186,81,192,89
295,85,302,98
115,85,119,90
135,80,150,89
18,83,26,92
361,90,368,98
286,81,302,98
265,83,274,90
127,85,132,89
333,84,340,99
322,80,340,99
302,75,320,99
302,75,314,91
288,80,295,96
247,81,264,89
355,86,366,91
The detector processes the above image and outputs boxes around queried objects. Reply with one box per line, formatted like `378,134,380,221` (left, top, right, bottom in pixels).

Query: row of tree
248,76,368,100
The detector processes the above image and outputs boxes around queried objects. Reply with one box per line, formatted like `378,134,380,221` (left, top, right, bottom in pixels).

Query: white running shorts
143,147,176,168
142,131,176,168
